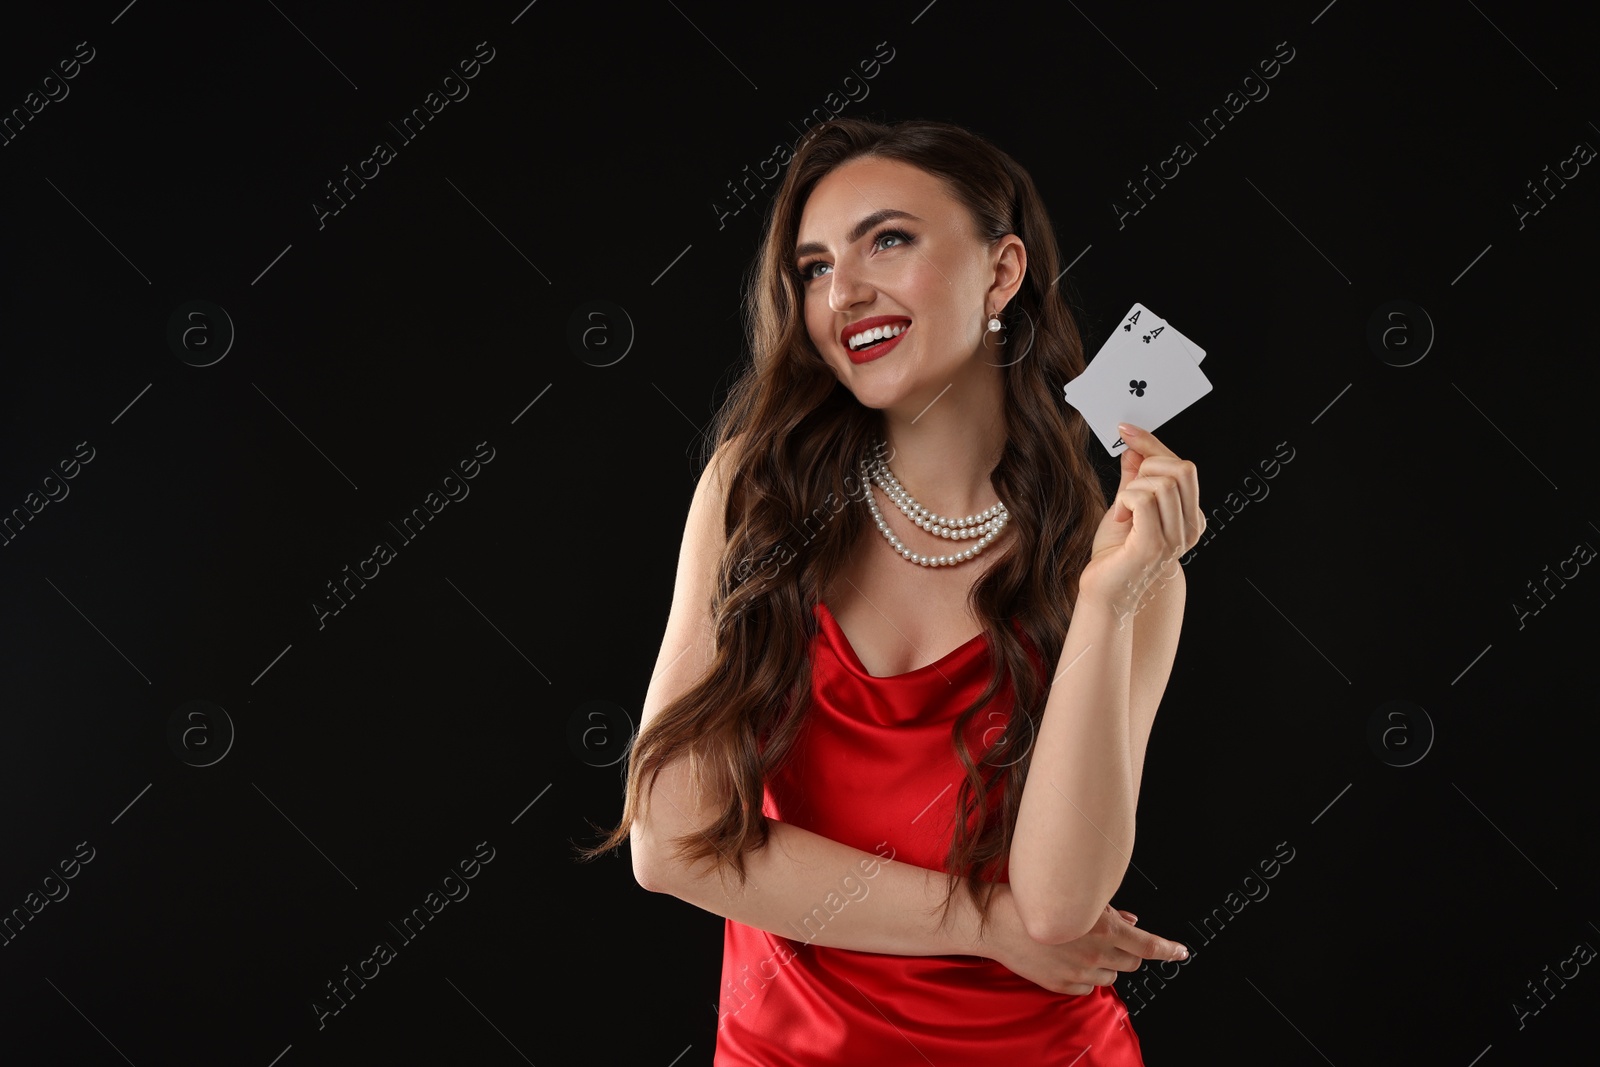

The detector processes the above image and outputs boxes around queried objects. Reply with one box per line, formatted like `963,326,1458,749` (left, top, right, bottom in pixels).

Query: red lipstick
841,316,912,365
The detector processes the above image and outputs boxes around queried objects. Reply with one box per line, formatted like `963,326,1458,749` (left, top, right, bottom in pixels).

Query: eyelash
795,228,913,281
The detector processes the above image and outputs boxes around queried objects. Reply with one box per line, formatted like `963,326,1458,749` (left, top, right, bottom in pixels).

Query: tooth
849,322,909,350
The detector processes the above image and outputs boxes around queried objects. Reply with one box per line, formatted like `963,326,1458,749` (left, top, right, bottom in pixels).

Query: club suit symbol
1141,333,1154,343
1128,379,1148,396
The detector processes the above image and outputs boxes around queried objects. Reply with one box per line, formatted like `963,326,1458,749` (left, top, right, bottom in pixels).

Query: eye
874,228,911,251
795,227,915,281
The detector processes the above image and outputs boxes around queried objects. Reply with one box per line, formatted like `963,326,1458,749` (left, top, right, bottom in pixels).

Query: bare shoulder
701,430,744,504
630,432,751,887
641,429,750,725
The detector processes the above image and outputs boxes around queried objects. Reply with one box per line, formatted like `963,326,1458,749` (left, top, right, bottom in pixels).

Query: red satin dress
712,601,1145,1065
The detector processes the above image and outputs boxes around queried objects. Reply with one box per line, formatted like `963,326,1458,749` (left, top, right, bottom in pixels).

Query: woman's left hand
1080,423,1203,617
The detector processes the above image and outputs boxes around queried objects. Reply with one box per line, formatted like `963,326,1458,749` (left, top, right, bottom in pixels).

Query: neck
873,361,1007,517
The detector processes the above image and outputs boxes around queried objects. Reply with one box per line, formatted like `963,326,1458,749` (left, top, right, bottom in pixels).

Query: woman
579,116,1203,1064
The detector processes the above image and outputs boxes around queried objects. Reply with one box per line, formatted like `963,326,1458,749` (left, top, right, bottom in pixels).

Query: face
792,156,1023,410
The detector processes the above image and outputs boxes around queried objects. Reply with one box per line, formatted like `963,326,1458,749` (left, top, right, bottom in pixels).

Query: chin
841,380,918,415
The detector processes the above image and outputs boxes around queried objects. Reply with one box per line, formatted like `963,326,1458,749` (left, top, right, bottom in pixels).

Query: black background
2,1,1596,1063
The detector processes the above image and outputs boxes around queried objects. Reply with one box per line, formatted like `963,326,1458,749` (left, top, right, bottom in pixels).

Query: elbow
1011,878,1103,944
1011,866,1129,945
631,853,662,894
1017,899,1102,946
629,826,676,895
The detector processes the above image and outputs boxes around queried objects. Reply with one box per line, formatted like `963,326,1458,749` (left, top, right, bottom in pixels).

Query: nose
826,259,874,316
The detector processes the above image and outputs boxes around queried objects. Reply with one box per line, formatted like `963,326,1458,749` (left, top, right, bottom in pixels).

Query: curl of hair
577,116,1109,941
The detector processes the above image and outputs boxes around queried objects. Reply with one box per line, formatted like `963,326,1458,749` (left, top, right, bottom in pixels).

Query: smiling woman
579,116,1202,1066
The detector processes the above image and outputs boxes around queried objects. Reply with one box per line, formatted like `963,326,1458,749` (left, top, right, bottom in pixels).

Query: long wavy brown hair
577,116,1108,938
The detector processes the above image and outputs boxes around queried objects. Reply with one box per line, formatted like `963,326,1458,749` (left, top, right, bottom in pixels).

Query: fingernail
1175,945,1189,959
1118,423,1141,437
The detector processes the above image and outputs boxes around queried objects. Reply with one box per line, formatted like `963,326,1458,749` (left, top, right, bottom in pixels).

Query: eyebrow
794,209,923,260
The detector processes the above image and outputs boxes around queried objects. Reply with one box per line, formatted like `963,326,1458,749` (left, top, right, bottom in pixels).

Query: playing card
1177,330,1205,363
1064,304,1212,456
1112,303,1204,364
1166,320,1205,364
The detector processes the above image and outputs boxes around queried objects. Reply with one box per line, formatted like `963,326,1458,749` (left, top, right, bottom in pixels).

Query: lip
841,316,912,364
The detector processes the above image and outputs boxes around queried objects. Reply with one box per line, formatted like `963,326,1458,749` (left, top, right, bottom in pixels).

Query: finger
1186,479,1204,547
1104,948,1148,972
1064,968,1120,994
1123,474,1189,562
1112,483,1154,530
1137,931,1189,960
1128,474,1184,558
1134,455,1203,549
1152,475,1185,559
1113,480,1178,557
1117,909,1139,924
1111,450,1144,521
1116,424,1178,461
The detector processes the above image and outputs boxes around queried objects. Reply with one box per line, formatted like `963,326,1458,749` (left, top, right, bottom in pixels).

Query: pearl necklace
860,437,1010,567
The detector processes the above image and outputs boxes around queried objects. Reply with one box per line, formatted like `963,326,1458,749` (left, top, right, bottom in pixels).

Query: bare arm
644,808,990,957
629,435,991,958
1008,505,1186,945
1127,564,1184,801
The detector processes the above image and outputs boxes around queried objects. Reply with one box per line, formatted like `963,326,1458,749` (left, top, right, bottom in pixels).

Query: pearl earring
987,310,1003,333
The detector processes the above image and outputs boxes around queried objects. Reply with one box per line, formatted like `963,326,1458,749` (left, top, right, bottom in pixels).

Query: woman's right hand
980,884,1189,995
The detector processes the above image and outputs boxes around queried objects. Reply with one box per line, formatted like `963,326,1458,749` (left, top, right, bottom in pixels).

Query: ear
987,234,1027,314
